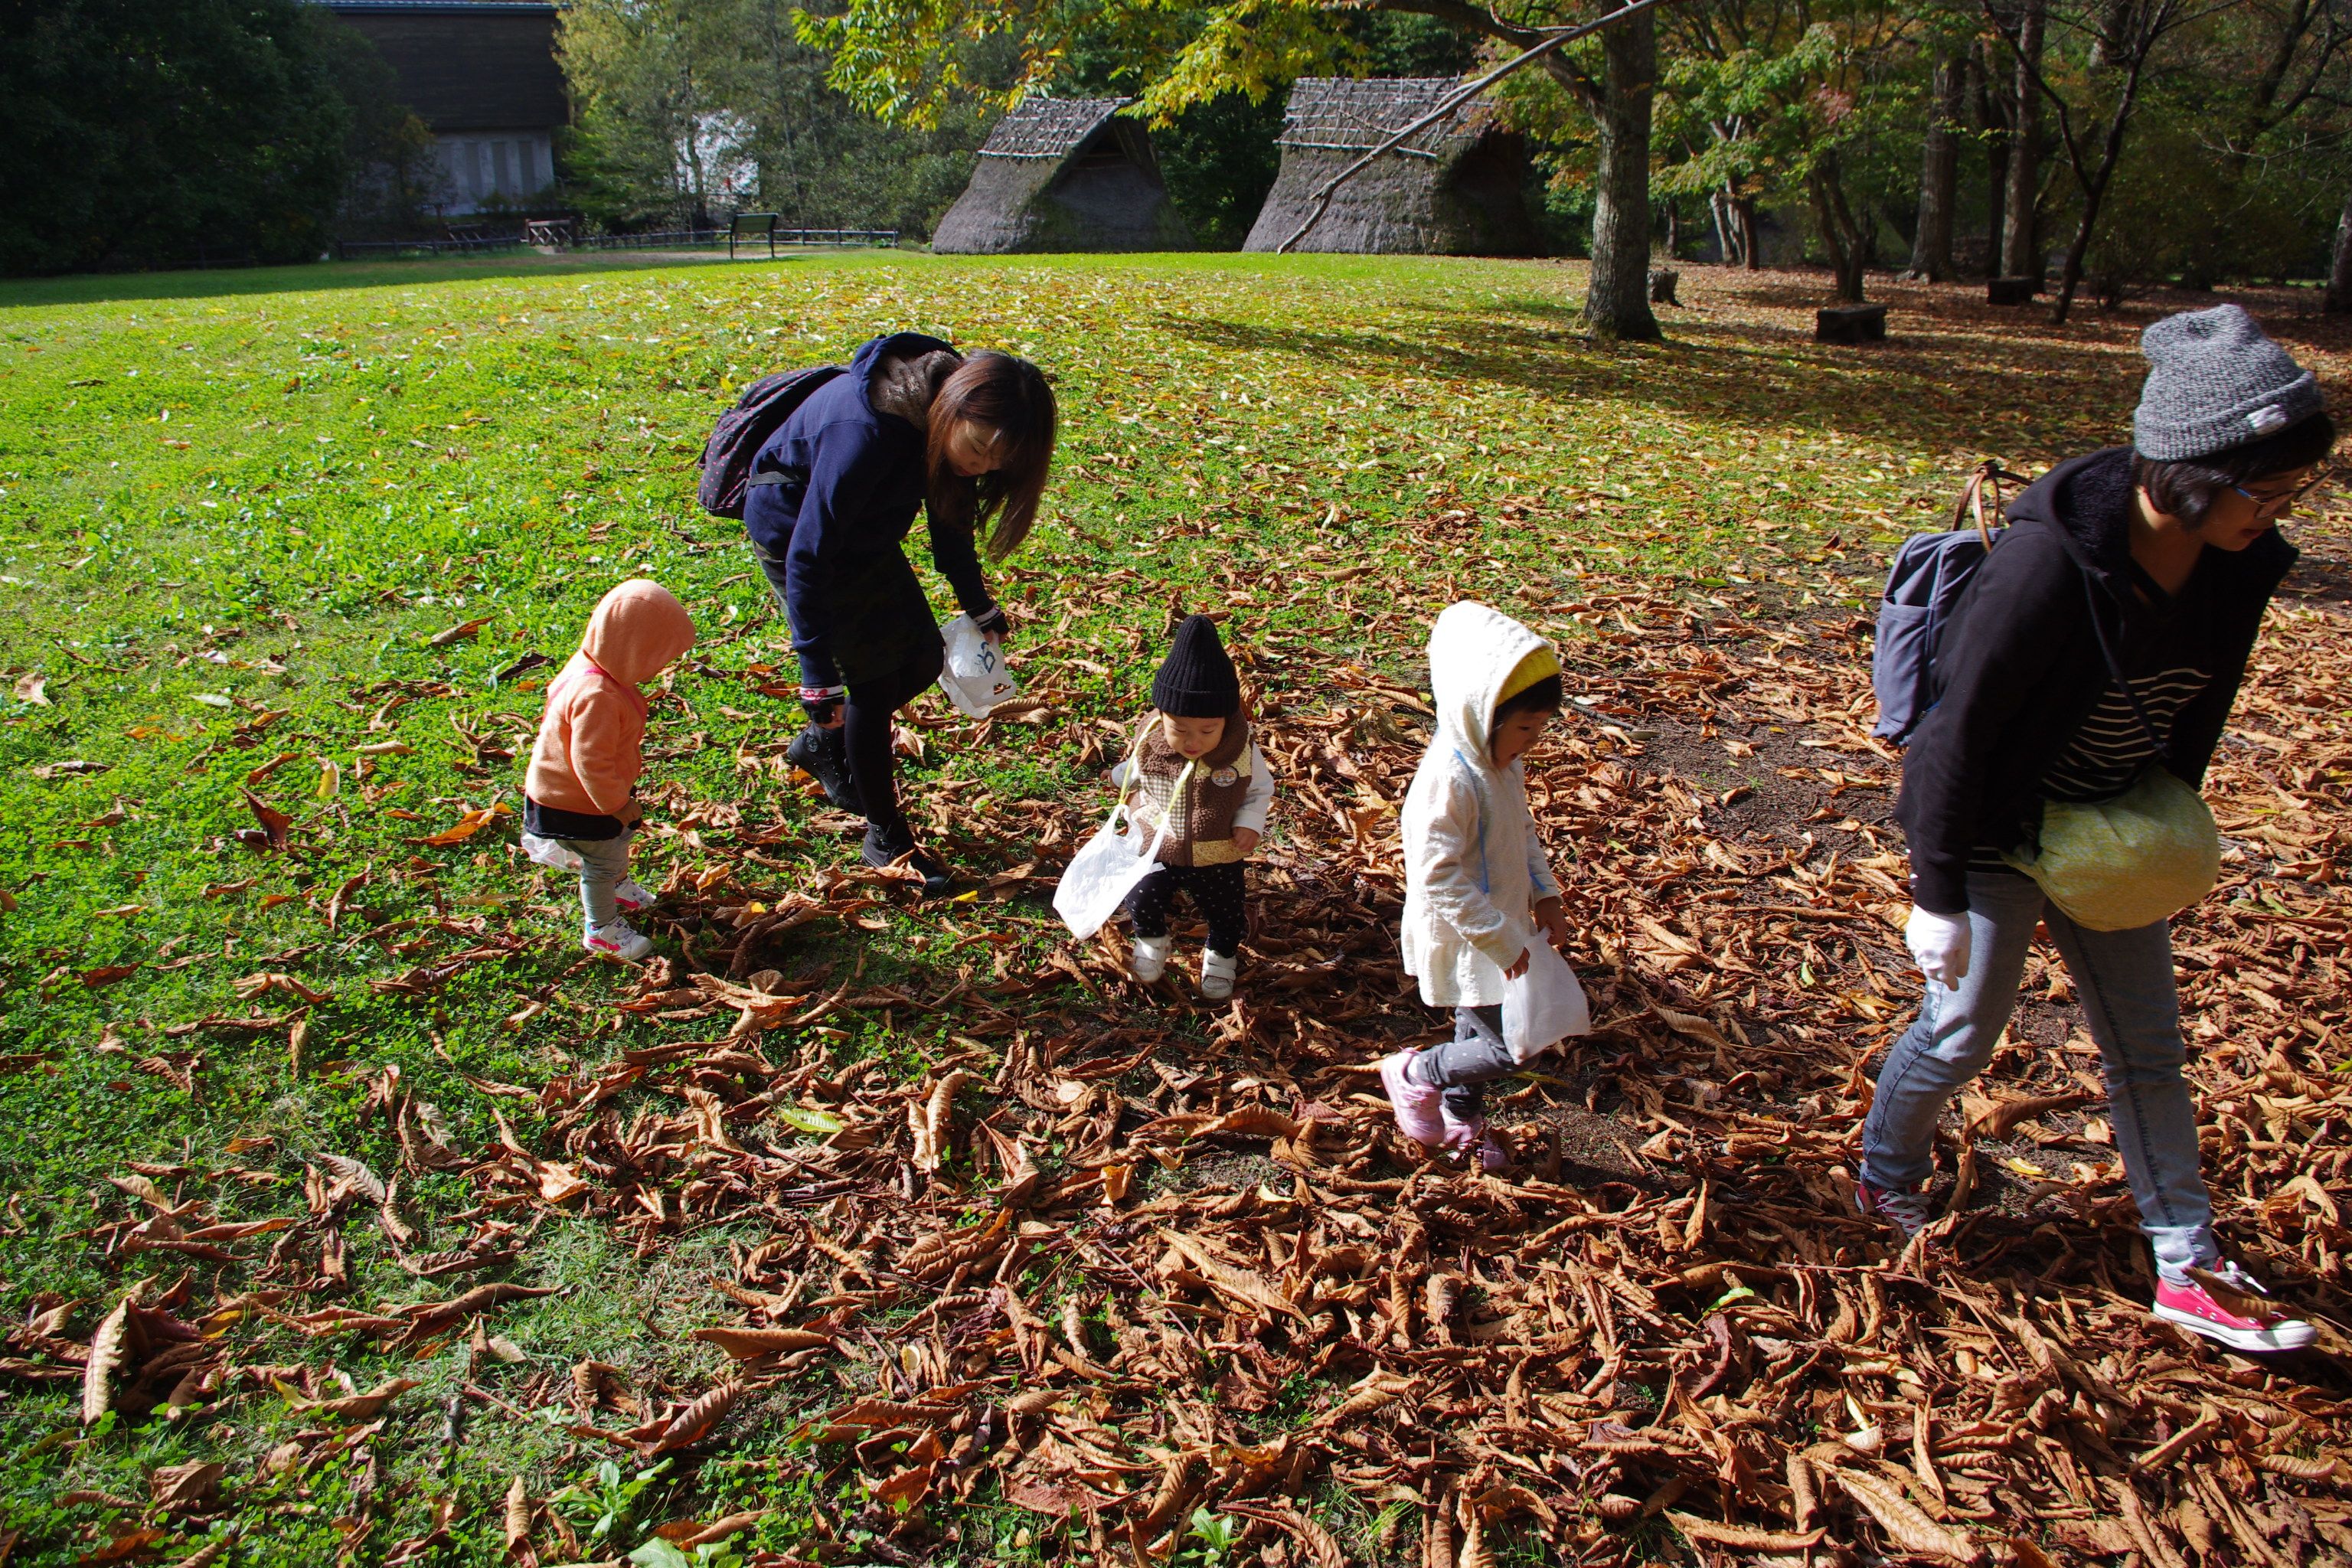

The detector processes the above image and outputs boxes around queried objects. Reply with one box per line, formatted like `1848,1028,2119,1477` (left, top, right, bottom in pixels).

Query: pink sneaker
1378,1050,1445,1148
2153,1263,2316,1354
1856,1177,1933,1239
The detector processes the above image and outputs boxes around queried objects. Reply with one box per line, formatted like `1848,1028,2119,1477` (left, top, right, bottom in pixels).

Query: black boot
861,825,952,897
788,724,863,814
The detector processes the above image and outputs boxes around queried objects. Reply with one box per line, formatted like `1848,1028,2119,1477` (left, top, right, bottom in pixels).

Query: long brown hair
926,351,1057,561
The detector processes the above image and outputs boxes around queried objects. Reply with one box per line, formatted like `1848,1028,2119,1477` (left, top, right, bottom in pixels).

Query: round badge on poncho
1210,767,1238,788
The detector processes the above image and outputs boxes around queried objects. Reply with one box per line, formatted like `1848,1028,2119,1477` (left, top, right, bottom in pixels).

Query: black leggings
1125,862,1247,956
844,641,943,847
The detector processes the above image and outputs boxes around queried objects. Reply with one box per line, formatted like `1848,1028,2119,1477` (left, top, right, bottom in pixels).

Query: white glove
1906,906,1971,991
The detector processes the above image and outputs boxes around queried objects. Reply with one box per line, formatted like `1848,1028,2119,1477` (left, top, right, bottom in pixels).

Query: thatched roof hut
931,97,1193,253
1243,78,1535,255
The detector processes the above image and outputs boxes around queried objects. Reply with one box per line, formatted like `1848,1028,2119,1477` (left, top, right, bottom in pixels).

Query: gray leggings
1409,1004,1516,1122
557,829,635,928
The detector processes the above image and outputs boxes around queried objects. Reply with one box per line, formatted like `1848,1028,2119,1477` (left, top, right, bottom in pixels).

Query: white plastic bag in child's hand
520,832,583,872
1502,939,1591,1063
938,613,1019,718
1053,801,1173,940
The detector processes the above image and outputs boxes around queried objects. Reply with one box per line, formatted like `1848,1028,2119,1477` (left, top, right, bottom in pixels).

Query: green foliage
1178,1506,1244,1566
0,0,354,275
560,0,1004,234
556,1457,677,1550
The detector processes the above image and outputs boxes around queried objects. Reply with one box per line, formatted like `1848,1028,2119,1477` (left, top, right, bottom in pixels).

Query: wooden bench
729,212,780,260
1815,303,1888,344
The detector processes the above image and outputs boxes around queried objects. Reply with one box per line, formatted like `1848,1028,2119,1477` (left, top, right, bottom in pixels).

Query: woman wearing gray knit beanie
1870,302,2335,1354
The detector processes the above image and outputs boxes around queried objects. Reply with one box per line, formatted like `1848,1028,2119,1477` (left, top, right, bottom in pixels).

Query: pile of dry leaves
15,507,2352,1567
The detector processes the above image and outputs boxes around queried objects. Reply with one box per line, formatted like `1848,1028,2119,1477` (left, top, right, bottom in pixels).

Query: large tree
0,0,352,274
802,0,1671,338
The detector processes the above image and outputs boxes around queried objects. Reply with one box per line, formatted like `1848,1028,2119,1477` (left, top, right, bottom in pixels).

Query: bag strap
1949,459,2034,549
2078,570,2168,756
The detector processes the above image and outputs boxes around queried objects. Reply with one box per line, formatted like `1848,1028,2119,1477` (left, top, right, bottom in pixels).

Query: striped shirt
1972,665,2210,872
1969,561,2216,874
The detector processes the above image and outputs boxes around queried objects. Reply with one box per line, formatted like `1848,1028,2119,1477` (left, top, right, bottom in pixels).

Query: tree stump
1815,304,1887,345
1648,267,1681,306
1986,276,2040,305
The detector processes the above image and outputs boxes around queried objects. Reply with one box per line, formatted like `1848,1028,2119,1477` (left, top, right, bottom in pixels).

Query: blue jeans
1861,867,2218,1283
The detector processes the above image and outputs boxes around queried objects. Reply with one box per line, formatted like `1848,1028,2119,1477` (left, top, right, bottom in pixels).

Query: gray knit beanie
2133,303,2322,462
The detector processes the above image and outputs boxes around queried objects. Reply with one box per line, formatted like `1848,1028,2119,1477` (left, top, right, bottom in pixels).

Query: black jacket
1896,447,2295,913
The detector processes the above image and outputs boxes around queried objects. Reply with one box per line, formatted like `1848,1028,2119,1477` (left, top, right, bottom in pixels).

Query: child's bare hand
1535,897,1570,949
1505,948,1530,980
1233,828,1260,856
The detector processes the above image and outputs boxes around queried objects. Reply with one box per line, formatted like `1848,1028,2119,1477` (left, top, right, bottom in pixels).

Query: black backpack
694,364,847,518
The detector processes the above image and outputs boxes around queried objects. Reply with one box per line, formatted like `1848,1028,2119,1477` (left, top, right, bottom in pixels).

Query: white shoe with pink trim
2153,1261,2316,1354
613,879,654,914
583,919,654,962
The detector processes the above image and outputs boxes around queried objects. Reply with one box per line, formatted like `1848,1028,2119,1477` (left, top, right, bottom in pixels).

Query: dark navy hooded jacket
1896,447,2295,914
743,332,996,689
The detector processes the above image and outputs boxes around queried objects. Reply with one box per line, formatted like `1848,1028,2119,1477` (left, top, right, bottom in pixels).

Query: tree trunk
1908,51,1962,281
2328,188,2352,314
1582,5,1663,341
2049,25,2157,325
1975,42,2008,273
1811,162,1869,302
2001,0,2043,279
1738,197,1761,270
1711,187,1739,266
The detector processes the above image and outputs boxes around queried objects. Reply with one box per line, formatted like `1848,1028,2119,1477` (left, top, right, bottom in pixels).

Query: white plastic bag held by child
1503,940,1590,1062
939,613,1018,717
1052,768,1188,940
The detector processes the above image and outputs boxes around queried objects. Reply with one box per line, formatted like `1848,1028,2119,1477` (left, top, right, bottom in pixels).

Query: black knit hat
1152,615,1240,718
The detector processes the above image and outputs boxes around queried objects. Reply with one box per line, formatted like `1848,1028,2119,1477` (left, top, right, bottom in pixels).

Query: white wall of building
432,133,556,214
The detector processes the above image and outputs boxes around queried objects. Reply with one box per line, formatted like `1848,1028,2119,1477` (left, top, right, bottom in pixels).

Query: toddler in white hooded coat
1383,601,1581,1168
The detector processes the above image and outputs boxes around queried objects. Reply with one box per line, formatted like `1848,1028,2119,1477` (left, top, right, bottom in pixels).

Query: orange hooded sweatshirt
525,580,697,818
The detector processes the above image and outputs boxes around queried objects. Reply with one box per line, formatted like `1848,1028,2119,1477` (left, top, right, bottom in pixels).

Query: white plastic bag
520,832,583,872
1502,939,1591,1063
938,613,1019,718
1053,760,1190,940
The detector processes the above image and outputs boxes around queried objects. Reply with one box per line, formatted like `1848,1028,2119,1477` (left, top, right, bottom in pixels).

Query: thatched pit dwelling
1243,77,1535,255
930,97,1193,253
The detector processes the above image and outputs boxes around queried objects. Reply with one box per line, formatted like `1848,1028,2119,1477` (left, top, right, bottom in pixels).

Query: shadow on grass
1154,305,2137,456
0,248,842,310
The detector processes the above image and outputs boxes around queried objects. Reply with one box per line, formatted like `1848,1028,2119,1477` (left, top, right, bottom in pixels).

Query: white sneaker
613,878,654,913
1200,949,1237,1001
583,919,653,962
1130,934,1171,983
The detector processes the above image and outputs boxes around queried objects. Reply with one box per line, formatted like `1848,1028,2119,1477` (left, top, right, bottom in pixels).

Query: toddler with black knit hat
1110,614,1276,1000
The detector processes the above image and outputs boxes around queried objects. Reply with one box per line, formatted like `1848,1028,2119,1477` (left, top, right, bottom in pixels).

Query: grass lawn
2,249,2347,1566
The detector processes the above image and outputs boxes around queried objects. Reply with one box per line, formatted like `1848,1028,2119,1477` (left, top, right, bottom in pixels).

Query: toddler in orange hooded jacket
521,579,697,961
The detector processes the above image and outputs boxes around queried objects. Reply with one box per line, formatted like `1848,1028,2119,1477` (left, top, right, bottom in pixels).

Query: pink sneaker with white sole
2154,1263,2316,1354
1378,1050,1445,1148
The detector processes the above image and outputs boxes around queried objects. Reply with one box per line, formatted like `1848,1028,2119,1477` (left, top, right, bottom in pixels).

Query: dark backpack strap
2078,569,2168,756
746,470,789,488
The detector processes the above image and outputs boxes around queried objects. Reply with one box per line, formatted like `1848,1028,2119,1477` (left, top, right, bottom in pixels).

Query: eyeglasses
2232,466,2334,518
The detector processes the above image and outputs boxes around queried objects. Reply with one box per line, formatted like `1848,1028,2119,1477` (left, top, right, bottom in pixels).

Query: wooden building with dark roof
318,0,567,214
930,97,1192,254
1243,77,1534,255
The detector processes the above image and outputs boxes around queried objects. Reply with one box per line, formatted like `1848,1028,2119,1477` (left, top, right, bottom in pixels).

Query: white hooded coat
1400,602,1564,1008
